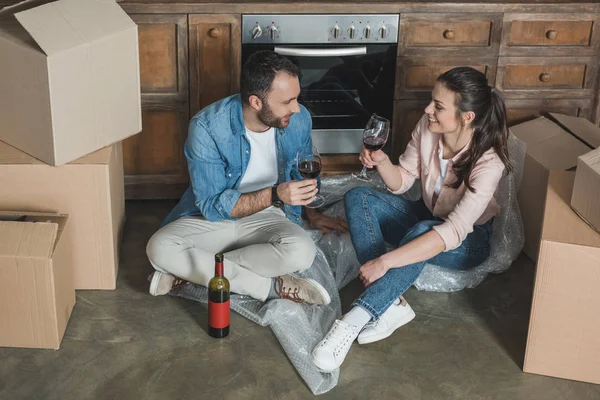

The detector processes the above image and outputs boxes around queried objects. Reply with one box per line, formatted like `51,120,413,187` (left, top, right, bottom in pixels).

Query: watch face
273,201,284,208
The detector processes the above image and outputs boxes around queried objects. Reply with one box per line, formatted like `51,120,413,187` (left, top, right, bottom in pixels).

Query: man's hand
304,207,349,234
277,180,318,206
359,257,390,287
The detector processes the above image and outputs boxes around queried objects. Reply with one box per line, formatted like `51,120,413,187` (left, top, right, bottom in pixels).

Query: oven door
241,44,397,154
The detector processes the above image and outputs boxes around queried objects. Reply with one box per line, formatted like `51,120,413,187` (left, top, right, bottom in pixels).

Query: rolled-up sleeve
388,116,423,195
432,161,505,251
185,119,241,222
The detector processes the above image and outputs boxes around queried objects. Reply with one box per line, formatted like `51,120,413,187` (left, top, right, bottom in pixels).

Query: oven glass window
242,45,397,131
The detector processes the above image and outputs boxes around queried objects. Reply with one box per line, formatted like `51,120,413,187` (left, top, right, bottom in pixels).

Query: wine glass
297,146,325,208
352,114,390,182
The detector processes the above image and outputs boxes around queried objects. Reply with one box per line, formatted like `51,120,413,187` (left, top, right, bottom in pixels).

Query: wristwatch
271,184,284,208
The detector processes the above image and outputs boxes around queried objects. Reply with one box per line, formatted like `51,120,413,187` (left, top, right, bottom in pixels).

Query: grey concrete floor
1,200,600,400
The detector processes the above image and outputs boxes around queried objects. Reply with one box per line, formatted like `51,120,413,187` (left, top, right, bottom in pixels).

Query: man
146,50,348,304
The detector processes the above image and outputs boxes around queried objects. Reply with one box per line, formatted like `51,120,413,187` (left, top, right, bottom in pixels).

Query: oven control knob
252,25,263,40
364,26,372,39
332,25,341,39
268,26,278,40
379,25,388,39
348,25,356,39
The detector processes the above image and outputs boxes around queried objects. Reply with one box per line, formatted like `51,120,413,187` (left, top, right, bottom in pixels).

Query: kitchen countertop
2,0,599,12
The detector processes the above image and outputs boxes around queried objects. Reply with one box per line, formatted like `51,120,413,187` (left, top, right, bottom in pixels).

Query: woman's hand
359,148,389,169
359,257,390,287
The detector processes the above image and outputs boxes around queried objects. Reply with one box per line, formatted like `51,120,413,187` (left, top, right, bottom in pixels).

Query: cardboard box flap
0,218,59,258
0,140,113,165
548,113,600,149
580,147,600,167
542,172,600,248
14,0,135,56
0,211,68,256
527,133,593,171
0,15,42,52
509,117,566,146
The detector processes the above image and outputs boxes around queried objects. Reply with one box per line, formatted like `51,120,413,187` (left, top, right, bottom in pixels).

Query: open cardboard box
0,211,75,349
510,113,600,261
0,0,141,166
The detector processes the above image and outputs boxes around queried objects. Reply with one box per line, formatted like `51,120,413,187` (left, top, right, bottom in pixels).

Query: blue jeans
344,187,492,319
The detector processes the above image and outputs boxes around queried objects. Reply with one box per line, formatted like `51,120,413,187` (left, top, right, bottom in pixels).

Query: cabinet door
391,100,428,162
189,14,241,117
125,14,189,199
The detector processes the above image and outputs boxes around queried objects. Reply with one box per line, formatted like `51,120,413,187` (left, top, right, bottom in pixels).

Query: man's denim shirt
162,94,313,227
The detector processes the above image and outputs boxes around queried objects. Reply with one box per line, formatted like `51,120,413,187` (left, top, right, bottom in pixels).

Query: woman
311,67,511,372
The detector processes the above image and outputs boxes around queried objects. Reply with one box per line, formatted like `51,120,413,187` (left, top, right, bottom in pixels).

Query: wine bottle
208,253,230,338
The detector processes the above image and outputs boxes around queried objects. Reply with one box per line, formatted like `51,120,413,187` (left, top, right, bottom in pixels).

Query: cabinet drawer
504,65,585,89
501,14,600,56
497,57,597,99
406,21,491,47
509,21,592,47
395,57,497,99
505,99,592,128
399,13,502,57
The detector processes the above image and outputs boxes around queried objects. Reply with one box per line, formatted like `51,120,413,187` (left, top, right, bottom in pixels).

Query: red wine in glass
297,146,325,208
352,114,390,182
363,135,387,151
298,160,322,179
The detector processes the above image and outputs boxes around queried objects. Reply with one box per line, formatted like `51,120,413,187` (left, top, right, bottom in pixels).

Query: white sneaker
311,320,360,372
357,301,416,345
274,274,331,305
148,271,189,296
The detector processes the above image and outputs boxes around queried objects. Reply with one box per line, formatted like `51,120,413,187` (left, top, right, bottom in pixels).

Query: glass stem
360,165,368,176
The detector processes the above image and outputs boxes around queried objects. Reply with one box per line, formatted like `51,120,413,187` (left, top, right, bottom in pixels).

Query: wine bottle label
208,300,230,329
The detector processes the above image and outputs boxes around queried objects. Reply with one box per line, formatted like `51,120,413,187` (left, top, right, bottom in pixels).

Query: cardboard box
0,0,141,166
510,113,600,261
523,171,600,385
0,211,75,349
0,141,125,289
571,147,600,233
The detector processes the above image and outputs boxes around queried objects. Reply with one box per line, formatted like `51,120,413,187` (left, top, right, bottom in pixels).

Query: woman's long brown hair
437,67,512,192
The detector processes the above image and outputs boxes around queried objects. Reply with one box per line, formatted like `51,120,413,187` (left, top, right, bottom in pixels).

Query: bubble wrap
169,134,525,394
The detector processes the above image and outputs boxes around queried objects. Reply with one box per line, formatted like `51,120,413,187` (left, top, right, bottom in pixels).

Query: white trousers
146,208,317,301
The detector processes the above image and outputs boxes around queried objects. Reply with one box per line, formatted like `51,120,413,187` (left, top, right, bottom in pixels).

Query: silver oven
242,14,399,154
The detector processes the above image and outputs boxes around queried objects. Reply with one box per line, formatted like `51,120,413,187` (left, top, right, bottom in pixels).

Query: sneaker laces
172,277,189,289
319,321,357,356
274,277,304,303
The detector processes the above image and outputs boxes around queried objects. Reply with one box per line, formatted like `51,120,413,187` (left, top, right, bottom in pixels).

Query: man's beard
257,101,289,128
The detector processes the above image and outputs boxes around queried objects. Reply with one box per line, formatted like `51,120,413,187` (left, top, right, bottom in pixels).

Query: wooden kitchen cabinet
125,14,190,199
123,13,242,198
115,2,600,199
189,14,241,116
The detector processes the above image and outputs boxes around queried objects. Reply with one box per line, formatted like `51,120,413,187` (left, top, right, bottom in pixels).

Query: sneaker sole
357,306,416,345
301,277,332,305
149,272,163,296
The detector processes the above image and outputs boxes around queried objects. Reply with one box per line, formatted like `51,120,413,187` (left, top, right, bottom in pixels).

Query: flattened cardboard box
0,141,125,289
0,0,141,166
0,212,75,349
524,171,600,385
571,147,600,233
510,113,600,261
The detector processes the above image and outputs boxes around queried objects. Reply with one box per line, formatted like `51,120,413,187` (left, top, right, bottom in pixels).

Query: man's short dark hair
240,50,300,105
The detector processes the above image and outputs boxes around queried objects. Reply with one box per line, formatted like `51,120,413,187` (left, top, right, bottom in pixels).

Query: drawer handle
443,29,455,40
209,28,221,38
546,29,558,40
539,73,551,83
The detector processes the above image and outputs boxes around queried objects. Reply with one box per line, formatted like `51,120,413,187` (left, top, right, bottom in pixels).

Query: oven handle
274,46,367,57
